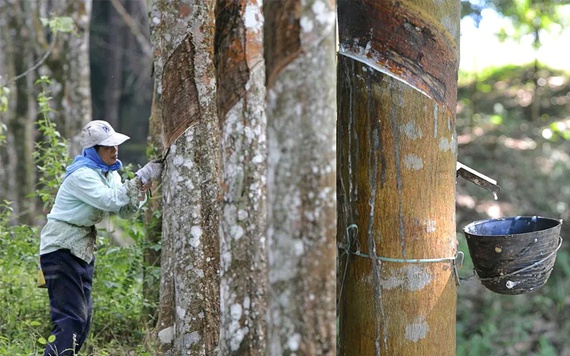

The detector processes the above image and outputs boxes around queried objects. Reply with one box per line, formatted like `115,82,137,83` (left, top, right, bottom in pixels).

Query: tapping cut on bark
337,0,460,355
338,0,459,116
162,36,201,147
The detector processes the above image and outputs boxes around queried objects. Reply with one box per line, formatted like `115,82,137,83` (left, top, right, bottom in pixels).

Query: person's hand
138,181,152,201
141,180,152,190
136,160,163,184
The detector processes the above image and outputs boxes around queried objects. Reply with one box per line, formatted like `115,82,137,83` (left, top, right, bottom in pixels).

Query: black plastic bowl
463,216,562,295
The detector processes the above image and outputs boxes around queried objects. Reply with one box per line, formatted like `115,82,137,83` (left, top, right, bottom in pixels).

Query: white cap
79,120,130,148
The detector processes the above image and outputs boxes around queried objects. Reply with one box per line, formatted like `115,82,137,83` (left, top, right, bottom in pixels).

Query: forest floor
455,64,570,355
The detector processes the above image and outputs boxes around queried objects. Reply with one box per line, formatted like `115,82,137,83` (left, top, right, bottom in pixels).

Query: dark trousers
40,249,94,356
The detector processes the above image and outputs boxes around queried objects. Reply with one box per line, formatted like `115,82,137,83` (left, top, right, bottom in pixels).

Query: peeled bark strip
215,1,268,355
265,0,337,354
337,0,460,355
150,1,221,355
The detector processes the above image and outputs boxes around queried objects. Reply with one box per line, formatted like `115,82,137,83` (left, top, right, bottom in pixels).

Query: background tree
0,0,38,225
337,0,460,354
90,0,153,166
37,0,92,155
142,79,164,327
264,0,337,354
215,1,268,354
0,0,92,224
150,1,221,354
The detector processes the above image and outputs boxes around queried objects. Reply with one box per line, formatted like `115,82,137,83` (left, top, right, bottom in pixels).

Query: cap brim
98,132,130,146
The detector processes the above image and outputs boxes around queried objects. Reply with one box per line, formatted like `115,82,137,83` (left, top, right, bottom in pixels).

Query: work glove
135,160,163,184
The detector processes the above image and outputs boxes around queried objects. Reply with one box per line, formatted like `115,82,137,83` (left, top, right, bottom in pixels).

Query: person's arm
115,159,163,218
66,168,139,213
118,160,163,218
116,174,146,219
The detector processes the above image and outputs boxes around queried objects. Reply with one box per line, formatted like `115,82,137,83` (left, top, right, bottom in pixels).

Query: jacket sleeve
66,168,144,216
117,175,147,219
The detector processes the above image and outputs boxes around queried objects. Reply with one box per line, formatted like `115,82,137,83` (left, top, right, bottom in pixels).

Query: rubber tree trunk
150,1,221,354
142,78,163,327
0,0,37,224
214,1,268,354
264,0,337,354
37,0,93,156
102,0,126,130
337,1,460,355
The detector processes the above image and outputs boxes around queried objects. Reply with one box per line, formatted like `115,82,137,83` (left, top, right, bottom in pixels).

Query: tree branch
109,0,153,58
2,41,55,86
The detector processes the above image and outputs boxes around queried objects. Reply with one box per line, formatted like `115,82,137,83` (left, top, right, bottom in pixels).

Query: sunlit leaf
490,115,503,125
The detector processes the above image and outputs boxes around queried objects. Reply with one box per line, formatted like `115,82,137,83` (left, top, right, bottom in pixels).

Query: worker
39,120,163,356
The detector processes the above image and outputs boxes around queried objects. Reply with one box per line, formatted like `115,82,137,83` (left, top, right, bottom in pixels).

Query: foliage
33,76,70,209
0,84,9,113
40,16,74,34
461,0,569,52
457,64,570,124
0,201,157,355
0,201,48,354
0,82,8,147
0,122,6,146
87,214,158,355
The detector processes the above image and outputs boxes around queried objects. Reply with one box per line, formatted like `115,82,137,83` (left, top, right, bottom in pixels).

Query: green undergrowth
0,201,156,355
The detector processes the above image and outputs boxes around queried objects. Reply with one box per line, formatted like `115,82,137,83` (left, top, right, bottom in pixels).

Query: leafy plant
40,16,75,34
0,201,50,354
33,76,69,209
0,84,9,113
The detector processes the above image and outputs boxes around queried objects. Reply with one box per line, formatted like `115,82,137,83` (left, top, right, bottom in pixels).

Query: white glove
135,160,163,184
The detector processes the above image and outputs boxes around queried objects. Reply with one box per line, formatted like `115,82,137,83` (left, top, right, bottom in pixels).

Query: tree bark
103,0,125,130
150,1,221,354
0,0,92,223
215,1,268,354
91,0,153,150
38,0,92,157
142,78,164,327
337,0,460,355
264,1,337,354
0,0,36,224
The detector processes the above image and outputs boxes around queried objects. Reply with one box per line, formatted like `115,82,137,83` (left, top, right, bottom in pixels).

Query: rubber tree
214,0,268,354
0,0,91,224
38,0,92,156
337,0,460,355
91,0,154,140
264,0,337,354
150,1,221,354
142,78,164,326
0,0,38,224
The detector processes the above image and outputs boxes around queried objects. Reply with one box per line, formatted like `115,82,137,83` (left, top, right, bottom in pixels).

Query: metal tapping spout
456,162,501,197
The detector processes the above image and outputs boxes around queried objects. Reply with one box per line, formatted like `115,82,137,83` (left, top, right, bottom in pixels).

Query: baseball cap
79,120,130,148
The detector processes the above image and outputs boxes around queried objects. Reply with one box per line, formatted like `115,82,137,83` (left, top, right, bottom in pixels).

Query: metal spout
456,162,500,194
